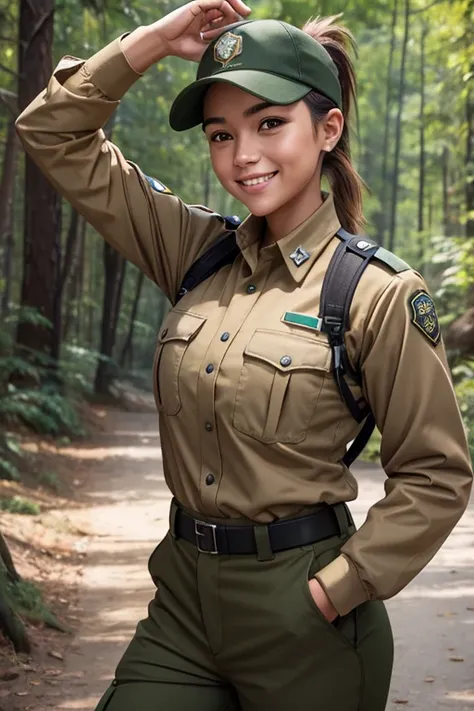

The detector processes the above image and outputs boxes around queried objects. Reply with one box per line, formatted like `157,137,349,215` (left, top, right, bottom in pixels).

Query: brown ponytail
302,16,366,234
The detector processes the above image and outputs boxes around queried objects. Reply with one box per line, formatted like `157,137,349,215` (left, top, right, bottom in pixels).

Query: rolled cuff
314,553,370,616
55,36,141,101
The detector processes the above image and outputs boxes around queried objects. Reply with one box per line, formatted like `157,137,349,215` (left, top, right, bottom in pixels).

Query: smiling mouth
238,171,278,187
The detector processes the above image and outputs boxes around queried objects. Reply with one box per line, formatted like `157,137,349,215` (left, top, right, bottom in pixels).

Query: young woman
16,3,472,709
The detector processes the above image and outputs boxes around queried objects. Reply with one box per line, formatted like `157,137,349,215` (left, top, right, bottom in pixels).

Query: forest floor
0,401,473,711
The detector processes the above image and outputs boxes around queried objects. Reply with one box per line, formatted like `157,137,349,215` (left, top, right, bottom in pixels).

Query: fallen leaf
44,669,62,677
0,668,19,682
48,650,63,661
16,691,29,696
424,677,436,683
449,656,464,662
29,680,41,686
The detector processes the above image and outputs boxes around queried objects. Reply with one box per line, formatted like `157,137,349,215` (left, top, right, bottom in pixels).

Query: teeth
241,172,276,186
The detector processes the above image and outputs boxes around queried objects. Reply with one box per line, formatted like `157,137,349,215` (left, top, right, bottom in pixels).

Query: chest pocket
153,311,206,415
232,329,331,444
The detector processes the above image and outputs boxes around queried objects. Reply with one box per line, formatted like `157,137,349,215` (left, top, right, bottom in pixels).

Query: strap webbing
176,231,238,303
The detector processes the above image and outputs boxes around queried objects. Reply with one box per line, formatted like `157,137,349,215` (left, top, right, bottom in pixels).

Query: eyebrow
202,101,275,131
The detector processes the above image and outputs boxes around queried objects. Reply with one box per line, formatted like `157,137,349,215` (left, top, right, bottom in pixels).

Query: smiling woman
14,1,473,710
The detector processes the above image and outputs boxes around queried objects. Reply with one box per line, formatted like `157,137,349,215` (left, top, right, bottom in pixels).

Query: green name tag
282,311,322,331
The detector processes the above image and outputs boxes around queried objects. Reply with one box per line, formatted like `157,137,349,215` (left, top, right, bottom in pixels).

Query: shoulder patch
409,290,441,346
145,175,173,195
374,246,410,273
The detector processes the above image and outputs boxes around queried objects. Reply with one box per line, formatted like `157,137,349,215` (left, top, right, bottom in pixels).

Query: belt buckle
195,520,218,554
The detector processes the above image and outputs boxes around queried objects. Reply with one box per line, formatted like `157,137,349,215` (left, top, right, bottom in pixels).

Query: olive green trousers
94,506,394,710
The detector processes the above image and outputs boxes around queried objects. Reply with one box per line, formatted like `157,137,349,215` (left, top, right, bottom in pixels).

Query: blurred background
0,0,473,474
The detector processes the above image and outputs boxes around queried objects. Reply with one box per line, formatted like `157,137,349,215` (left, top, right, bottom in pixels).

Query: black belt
172,501,353,555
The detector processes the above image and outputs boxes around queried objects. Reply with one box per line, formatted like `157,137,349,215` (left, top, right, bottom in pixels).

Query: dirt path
17,410,474,710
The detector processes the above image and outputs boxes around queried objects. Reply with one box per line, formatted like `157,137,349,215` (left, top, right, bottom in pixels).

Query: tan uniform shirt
15,37,473,617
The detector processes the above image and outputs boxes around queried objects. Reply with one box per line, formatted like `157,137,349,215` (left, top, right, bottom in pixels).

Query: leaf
449,656,464,662
48,650,63,661
424,677,436,683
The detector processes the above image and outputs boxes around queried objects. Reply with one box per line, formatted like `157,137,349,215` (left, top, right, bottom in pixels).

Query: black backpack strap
176,220,240,303
320,228,380,466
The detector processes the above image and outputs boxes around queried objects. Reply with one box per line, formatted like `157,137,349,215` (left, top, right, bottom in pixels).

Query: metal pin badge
289,246,310,267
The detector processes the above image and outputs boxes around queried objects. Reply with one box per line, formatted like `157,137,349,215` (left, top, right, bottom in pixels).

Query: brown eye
260,118,284,131
211,132,232,143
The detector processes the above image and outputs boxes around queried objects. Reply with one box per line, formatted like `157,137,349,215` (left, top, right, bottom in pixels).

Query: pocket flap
244,329,331,372
159,311,206,344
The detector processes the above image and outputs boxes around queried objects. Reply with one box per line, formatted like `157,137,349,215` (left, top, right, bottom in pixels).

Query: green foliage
38,470,60,492
0,310,87,481
453,363,474,461
0,496,41,515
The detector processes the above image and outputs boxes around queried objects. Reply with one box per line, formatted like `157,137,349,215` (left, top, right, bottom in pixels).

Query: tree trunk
442,145,450,236
0,532,30,653
417,24,427,268
377,0,399,246
16,0,61,360
0,120,19,317
94,244,126,394
120,269,145,368
388,0,410,252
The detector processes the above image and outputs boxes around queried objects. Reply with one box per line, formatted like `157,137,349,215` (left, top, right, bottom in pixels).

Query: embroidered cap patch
214,32,243,67
409,290,440,346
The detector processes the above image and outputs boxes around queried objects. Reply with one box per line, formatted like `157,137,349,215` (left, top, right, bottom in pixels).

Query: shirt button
221,332,230,342
205,473,215,486
280,355,292,367
246,284,256,294
205,422,213,432
205,364,214,374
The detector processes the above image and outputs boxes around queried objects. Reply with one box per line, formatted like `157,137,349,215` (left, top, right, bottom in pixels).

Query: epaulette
373,247,411,274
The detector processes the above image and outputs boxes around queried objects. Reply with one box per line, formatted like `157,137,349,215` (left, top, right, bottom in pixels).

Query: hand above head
122,0,252,72
156,0,252,61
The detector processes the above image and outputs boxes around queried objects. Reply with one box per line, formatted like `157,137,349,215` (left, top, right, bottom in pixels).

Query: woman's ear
322,108,344,152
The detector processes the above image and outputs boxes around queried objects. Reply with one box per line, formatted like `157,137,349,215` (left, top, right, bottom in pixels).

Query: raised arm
15,1,251,301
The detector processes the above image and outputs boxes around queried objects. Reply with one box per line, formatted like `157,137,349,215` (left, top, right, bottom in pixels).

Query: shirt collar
234,194,341,280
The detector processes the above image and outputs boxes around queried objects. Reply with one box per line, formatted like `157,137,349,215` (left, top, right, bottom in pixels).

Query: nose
233,134,260,168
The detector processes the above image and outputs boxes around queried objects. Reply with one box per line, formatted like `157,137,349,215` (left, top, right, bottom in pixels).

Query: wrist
121,24,169,74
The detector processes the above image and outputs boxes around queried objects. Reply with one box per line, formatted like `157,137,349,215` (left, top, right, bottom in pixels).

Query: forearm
121,24,169,74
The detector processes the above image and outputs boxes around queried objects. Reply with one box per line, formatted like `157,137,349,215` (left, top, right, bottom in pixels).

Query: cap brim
169,70,312,131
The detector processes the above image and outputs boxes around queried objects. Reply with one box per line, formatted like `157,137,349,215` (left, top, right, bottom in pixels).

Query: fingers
193,0,251,22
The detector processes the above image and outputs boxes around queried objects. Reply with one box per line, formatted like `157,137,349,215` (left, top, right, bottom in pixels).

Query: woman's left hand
308,578,339,622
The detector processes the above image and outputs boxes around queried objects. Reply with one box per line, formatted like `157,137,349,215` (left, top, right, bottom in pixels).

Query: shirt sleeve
15,37,225,302
315,269,473,616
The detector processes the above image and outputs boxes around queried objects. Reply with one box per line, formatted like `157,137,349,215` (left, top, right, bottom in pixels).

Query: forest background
0,0,472,653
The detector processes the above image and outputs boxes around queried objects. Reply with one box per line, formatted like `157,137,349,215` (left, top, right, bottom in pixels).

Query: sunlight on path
43,413,474,711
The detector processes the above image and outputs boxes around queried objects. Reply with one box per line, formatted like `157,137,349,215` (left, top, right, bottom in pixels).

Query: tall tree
0,116,18,316
16,0,61,360
378,0,399,246
387,0,410,252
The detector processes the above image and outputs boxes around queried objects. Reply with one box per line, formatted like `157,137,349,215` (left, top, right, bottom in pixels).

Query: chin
236,195,284,218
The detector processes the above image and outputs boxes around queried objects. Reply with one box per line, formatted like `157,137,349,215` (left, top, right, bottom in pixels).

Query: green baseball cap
169,19,342,131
